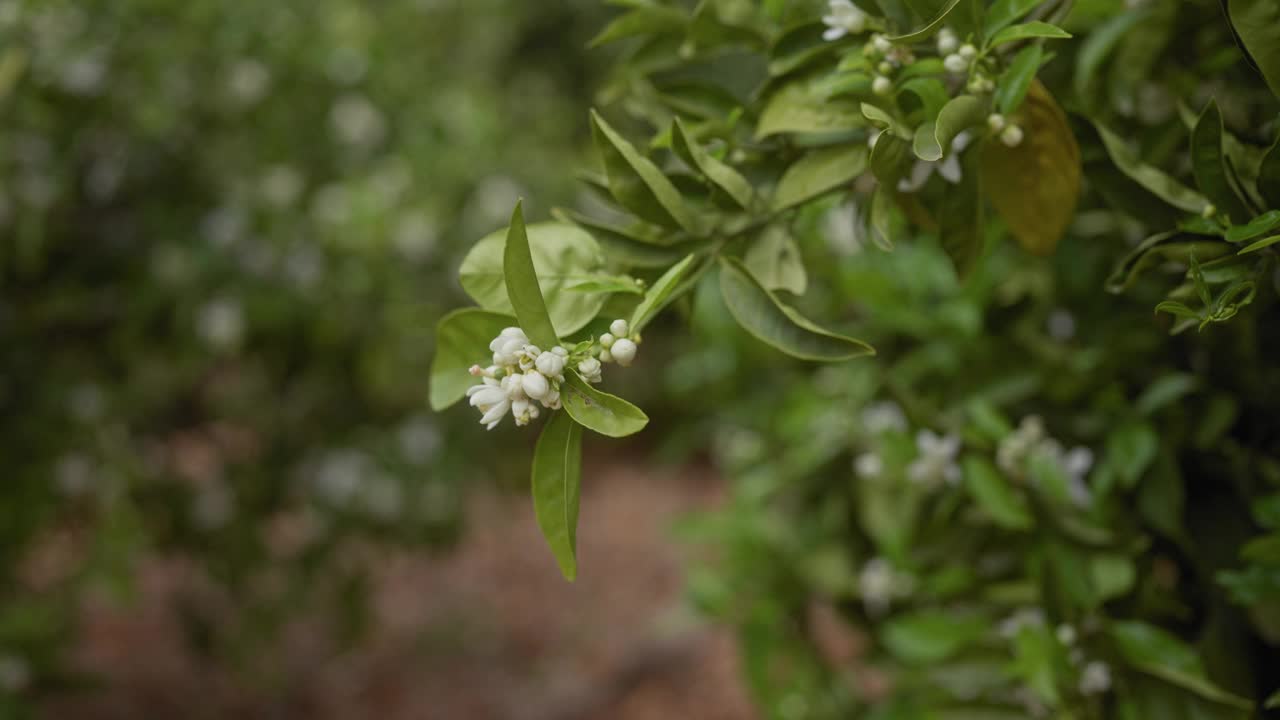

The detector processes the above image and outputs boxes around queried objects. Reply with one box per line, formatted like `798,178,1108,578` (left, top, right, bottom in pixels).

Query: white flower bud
501,372,525,398
578,357,602,381
1202,203,1217,218
535,352,565,378
944,53,968,74
599,333,615,348
610,338,638,366
958,43,977,59
552,346,569,356
987,113,1006,132
511,397,533,426
524,345,541,358
522,371,550,400
609,319,629,337
1000,124,1025,147
873,34,892,53
872,75,893,96
937,32,958,55
599,349,613,363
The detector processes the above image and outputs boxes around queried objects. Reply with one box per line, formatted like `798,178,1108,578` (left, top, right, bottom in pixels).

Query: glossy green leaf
1110,621,1254,710
1228,0,1280,98
981,82,1080,255
1106,232,1232,292
898,77,950,122
532,411,585,581
630,252,699,332
890,0,963,43
552,208,699,267
502,202,560,349
1095,123,1210,213
672,118,755,209
459,219,605,338
988,21,1070,48
1191,100,1251,221
913,95,985,162
1225,209,1280,243
964,456,1032,530
939,153,984,277
1106,422,1159,490
1074,9,1146,105
429,308,517,411
744,226,807,295
770,144,868,212
1260,138,1280,207
881,611,987,664
718,256,874,361
862,102,911,139
769,22,839,78
870,132,914,187
589,5,687,47
565,275,644,295
984,0,1042,36
1238,234,1280,255
756,76,866,138
560,370,650,438
591,110,702,234
994,43,1043,114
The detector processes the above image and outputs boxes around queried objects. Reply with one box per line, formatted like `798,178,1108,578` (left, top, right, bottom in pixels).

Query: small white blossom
872,34,893,53
855,453,884,479
610,319,630,337
998,607,1046,638
1056,624,1078,646
987,113,1007,133
1079,660,1112,695
611,338,638,367
535,351,565,378
197,297,245,350
944,53,969,74
522,370,551,400
822,0,868,41
1048,309,1077,341
599,332,616,348
1001,124,1025,147
908,430,962,487
859,558,914,616
936,27,959,55
862,401,907,434
958,43,977,59
578,357,603,383
872,75,893,96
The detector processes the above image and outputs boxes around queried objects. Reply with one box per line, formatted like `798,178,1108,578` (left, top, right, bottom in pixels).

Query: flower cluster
821,0,868,42
998,416,1095,506
987,112,1026,148
465,319,640,430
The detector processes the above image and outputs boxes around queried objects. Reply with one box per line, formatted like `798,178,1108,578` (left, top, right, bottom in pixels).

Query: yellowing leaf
981,81,1081,256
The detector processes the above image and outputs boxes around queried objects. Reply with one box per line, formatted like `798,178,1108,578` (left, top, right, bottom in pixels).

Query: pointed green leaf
591,110,702,234
532,411,585,581
770,144,869,212
988,21,1070,48
756,76,866,138
897,77,950,122
565,275,645,295
1095,123,1209,213
630,252,699,332
589,5,687,47
460,220,607,337
1258,138,1280,207
429,308,517,411
718,256,874,361
982,82,1080,255
1224,209,1280,243
870,185,896,251
745,226,807,295
1074,9,1145,105
889,0,963,43
1238,234,1280,255
1109,621,1254,710
560,370,650,438
939,154,984,278
503,202,560,349
1191,100,1251,221
1227,0,1280,99
984,0,1042,37
870,131,914,187
995,44,1042,115
1154,301,1201,321
963,456,1032,530
1106,232,1232,293
913,95,985,162
672,118,755,209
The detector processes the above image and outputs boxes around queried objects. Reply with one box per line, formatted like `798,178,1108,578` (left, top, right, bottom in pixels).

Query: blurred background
0,0,759,717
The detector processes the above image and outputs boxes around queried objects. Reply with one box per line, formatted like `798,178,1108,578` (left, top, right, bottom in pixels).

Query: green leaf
718,256,874,361
591,110,702,234
981,81,1080,255
671,118,755,209
1106,421,1158,490
560,370,649,438
939,154,984,278
963,456,1033,530
881,611,987,664
1238,234,1280,255
994,44,1043,115
770,144,869,212
1136,373,1199,415
1074,9,1146,105
862,102,912,139
630,252,699,332
898,77,951,122
870,132,915,187
1224,209,1280,243
429,308,516,411
1227,0,1280,99
889,0,963,43
913,95,985,162
460,218,605,339
532,411,585,581
744,226,807,295
502,202,560,349
1191,100,1251,221
987,21,1070,48
553,208,700,267
1095,123,1210,213
870,184,896,251
1110,621,1254,710
589,5,687,47
984,0,1042,37
769,22,839,78
565,275,645,295
756,76,866,138
1259,138,1280,207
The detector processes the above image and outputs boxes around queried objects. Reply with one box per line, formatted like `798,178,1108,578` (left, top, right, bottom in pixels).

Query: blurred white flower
1079,660,1112,695
908,430,962,486
470,175,524,227
311,183,351,226
822,0,868,41
822,202,863,256
55,453,95,497
313,449,372,505
859,558,914,616
201,205,247,248
392,209,439,262
283,246,325,289
197,297,245,350
60,52,107,95
330,94,387,148
226,59,271,106
898,131,969,192
398,417,441,465
260,165,304,208
998,607,1046,638
855,452,884,479
861,401,907,434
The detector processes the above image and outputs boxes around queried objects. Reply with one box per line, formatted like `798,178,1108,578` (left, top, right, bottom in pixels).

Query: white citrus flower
535,351,565,378
907,429,962,487
610,319,629,337
822,0,868,41
872,75,893,96
1079,661,1112,695
861,401,907,434
987,113,1007,132
578,357,603,383
511,397,537,426
944,53,968,74
522,370,551,400
937,27,958,54
1001,124,1025,147
855,453,884,478
599,332,615,348
872,34,892,53
958,43,977,59
611,338,638,366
